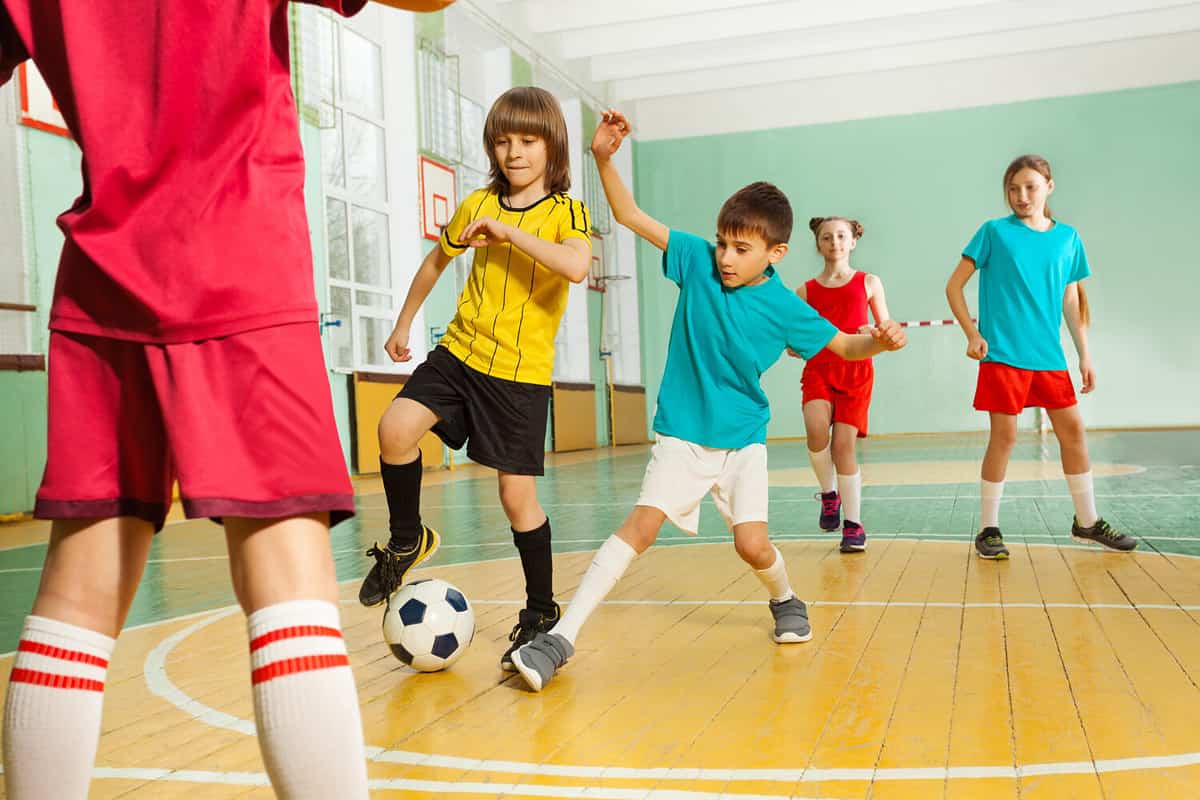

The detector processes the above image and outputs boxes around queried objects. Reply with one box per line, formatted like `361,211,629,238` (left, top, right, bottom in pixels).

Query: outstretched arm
824,320,906,361
1063,281,1094,393
946,257,987,360
592,110,670,252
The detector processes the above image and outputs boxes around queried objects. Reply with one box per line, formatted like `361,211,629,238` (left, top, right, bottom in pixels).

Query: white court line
139,544,1200,788
5,530,1197,575
0,765,835,799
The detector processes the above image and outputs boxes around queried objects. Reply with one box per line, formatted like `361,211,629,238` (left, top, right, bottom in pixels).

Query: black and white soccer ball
382,578,475,672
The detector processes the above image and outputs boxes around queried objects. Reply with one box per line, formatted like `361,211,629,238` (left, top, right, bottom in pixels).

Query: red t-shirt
0,0,366,342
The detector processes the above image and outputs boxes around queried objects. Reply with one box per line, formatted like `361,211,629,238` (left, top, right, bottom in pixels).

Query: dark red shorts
35,323,355,530
973,361,1076,415
801,359,874,437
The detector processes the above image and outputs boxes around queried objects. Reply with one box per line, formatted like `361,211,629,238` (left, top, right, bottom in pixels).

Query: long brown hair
483,87,571,197
1003,154,1090,325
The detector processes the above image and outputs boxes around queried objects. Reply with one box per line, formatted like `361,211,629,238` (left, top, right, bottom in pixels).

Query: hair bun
808,217,826,233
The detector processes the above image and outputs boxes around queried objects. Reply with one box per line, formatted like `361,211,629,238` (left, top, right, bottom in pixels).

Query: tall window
315,12,398,371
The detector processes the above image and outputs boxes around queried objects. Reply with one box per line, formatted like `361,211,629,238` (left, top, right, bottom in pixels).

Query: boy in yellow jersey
358,87,592,671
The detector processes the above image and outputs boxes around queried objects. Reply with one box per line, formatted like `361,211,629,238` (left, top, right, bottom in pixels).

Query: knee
1055,419,1087,450
990,426,1018,451
378,407,421,458
735,536,774,568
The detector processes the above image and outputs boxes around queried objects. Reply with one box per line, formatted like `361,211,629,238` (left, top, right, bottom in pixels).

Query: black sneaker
501,604,561,672
357,526,441,607
975,527,1009,560
1072,517,1137,552
839,522,867,553
817,490,841,531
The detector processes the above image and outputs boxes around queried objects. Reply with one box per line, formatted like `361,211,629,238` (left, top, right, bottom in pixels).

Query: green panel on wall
634,81,1200,436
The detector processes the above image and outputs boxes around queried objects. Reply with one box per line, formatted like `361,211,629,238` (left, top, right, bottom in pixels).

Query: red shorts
973,361,1077,415
801,358,874,437
35,323,354,529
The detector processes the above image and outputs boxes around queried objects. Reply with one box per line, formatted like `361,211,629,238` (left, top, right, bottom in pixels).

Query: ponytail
1077,283,1091,327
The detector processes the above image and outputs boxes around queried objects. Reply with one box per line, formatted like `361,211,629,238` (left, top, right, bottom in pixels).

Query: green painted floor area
2,429,1197,653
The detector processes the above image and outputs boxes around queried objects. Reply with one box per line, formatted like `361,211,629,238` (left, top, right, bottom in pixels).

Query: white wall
630,30,1200,140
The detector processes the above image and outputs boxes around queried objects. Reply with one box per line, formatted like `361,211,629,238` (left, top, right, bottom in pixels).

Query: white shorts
636,434,769,535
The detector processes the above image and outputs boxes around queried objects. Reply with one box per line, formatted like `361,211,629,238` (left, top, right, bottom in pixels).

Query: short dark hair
716,182,793,246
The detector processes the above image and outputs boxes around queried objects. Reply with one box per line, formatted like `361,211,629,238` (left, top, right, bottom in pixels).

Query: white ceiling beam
511,0,763,34
627,30,1200,139
611,3,1200,101
591,0,1199,82
543,0,1002,59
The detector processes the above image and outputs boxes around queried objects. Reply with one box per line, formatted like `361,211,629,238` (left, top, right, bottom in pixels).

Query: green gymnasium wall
633,81,1200,438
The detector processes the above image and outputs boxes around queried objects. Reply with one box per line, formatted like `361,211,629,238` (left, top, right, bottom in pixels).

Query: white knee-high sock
248,600,368,800
808,446,837,493
551,535,638,645
839,471,863,526
753,546,794,602
3,615,114,800
1065,472,1098,528
980,479,1005,530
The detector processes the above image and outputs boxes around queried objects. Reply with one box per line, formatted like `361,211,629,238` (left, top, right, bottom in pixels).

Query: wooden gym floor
2,429,1199,799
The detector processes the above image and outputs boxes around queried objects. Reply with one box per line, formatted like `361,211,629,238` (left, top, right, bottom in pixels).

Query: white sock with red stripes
3,615,115,799
247,599,368,800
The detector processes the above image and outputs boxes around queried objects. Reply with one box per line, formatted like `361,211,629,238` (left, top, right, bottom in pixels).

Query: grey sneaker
974,527,1009,560
1071,517,1136,552
769,596,813,643
500,604,561,672
511,632,574,692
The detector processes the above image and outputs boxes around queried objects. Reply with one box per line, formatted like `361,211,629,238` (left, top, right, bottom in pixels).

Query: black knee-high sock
381,455,423,552
513,518,556,617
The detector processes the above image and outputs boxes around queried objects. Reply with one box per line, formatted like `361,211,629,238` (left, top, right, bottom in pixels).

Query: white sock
248,600,368,800
551,535,637,645
1065,472,1098,528
839,471,862,526
980,479,1005,530
808,446,837,493
3,615,114,799
754,546,794,602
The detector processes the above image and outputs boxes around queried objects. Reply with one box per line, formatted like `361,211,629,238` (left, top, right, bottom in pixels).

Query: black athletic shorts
398,346,551,475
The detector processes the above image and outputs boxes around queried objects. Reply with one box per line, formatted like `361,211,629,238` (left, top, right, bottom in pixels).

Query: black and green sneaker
1071,517,1137,552
358,526,441,607
501,604,561,672
975,527,1010,560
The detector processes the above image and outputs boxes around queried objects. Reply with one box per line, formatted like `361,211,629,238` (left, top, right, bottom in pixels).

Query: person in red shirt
792,216,891,554
0,2,452,798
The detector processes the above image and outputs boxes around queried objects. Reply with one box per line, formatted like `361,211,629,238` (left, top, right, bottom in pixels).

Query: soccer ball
382,579,475,672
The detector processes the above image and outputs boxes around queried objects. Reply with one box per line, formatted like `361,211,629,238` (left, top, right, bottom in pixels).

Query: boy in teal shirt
511,111,907,691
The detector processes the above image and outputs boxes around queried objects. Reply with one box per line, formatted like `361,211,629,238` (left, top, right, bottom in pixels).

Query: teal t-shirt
653,230,838,449
963,215,1091,371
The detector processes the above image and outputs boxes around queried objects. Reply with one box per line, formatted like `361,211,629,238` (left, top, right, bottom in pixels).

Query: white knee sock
980,479,1005,530
248,600,368,800
753,546,795,602
3,615,114,800
1065,471,1098,528
808,446,837,493
839,471,862,526
551,535,637,645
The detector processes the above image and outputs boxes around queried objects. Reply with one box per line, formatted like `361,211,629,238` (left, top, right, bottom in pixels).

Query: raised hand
591,109,631,162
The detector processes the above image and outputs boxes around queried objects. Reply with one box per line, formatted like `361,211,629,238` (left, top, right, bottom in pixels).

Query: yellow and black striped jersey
438,188,591,385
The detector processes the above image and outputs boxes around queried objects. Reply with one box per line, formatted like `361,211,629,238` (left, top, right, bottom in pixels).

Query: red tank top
804,271,869,365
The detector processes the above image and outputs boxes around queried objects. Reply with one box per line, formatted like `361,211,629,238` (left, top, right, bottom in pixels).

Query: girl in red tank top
793,217,891,553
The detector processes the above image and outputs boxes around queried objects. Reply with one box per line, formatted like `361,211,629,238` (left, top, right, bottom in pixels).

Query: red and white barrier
896,318,976,328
